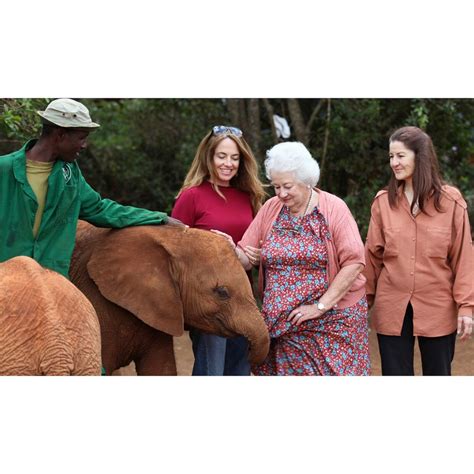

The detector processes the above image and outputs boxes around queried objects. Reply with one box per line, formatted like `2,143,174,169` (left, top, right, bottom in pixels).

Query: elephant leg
134,333,177,375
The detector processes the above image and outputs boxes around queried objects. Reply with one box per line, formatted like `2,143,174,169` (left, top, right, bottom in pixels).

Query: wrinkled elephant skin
0,256,101,375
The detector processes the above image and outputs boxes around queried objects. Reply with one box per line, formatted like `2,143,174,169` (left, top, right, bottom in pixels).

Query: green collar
13,139,66,185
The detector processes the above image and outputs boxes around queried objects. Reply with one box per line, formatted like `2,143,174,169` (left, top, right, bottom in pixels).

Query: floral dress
252,205,370,376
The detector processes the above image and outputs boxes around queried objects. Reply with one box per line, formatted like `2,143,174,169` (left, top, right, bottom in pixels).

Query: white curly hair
264,141,320,187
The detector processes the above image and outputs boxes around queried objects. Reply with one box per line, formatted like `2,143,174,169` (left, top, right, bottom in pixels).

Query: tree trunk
247,99,261,157
287,98,308,144
238,100,249,134
320,98,332,178
226,99,241,126
262,98,279,145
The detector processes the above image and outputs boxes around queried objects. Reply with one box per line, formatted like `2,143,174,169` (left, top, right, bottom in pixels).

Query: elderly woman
231,142,370,375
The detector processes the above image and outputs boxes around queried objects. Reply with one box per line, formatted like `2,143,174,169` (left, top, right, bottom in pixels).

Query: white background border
2,1,473,472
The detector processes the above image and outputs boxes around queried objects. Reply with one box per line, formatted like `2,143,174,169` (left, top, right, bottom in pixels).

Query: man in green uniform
0,98,177,278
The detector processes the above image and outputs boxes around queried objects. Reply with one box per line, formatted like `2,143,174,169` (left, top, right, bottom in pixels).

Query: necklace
303,188,313,216
289,188,313,217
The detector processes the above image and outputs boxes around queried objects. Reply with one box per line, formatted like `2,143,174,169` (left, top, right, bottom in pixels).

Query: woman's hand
210,229,253,270
210,229,236,250
287,304,325,326
457,316,473,341
243,241,263,267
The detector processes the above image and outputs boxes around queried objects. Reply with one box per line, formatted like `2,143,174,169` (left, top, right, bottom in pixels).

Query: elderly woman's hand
457,315,473,341
243,241,263,267
287,304,326,326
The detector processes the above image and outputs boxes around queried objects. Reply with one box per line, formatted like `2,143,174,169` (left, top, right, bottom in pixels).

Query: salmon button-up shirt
364,185,473,337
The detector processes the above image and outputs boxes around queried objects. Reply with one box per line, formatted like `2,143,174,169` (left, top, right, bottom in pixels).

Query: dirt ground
115,329,473,376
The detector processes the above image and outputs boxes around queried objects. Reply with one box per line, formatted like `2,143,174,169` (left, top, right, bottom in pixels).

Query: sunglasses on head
212,125,243,137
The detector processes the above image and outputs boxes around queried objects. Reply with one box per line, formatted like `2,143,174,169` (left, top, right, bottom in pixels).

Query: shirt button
412,238,416,241
410,256,414,259
410,272,414,275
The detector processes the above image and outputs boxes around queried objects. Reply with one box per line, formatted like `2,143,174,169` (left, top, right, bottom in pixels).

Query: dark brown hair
388,126,444,213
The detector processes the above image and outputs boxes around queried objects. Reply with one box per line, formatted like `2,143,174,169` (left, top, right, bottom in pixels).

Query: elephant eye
213,285,230,300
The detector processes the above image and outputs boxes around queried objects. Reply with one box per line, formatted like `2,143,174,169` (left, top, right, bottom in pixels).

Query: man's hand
166,217,187,227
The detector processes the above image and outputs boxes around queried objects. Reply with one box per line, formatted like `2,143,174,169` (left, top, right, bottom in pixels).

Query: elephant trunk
230,306,270,366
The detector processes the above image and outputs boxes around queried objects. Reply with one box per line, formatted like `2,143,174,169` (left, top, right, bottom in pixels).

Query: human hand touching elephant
211,229,262,267
166,216,187,227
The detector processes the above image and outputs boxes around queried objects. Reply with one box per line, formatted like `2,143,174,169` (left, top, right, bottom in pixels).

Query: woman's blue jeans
189,329,250,376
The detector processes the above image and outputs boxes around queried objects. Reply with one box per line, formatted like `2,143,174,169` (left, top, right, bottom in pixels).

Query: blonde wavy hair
177,129,266,214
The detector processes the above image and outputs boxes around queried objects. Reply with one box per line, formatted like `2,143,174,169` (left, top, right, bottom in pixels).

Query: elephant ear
86,226,184,337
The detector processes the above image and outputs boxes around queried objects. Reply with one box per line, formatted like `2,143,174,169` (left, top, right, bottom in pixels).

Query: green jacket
0,140,168,278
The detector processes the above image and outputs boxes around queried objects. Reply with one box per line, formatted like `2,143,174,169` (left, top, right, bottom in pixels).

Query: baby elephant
0,256,101,375
70,221,270,375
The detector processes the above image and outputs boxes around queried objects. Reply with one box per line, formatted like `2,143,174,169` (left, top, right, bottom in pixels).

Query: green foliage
1,98,472,235
0,99,49,144
292,98,474,236
408,99,430,129
80,99,228,213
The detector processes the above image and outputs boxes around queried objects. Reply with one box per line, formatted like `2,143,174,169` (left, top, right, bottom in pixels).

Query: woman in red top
172,126,265,375
365,126,473,376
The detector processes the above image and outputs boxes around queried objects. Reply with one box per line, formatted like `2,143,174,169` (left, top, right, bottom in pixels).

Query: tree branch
306,99,325,137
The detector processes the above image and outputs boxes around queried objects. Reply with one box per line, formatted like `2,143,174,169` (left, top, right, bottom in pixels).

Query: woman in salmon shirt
172,125,265,376
233,142,370,375
365,126,473,376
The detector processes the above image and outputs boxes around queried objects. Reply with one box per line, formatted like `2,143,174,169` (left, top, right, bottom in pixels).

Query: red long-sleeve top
171,180,254,245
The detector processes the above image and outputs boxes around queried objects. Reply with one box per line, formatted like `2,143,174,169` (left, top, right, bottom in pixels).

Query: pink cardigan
238,189,366,310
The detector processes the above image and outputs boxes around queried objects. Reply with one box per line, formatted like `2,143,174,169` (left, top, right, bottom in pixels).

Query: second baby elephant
0,256,101,375
70,221,269,375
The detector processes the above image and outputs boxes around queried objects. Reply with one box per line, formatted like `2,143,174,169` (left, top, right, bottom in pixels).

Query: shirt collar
12,140,37,184
13,139,65,184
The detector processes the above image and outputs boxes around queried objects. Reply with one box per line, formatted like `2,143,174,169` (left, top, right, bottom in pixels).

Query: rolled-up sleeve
449,202,474,317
